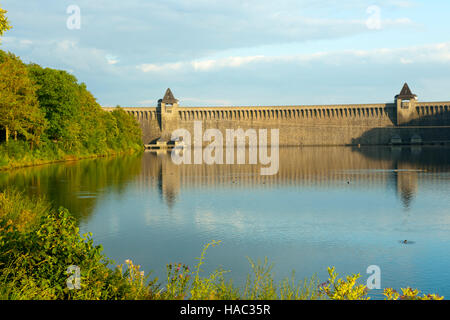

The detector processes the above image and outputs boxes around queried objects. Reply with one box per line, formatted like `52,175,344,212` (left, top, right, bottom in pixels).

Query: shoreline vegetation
0,189,444,300
0,47,144,170
0,146,142,172
1,7,143,171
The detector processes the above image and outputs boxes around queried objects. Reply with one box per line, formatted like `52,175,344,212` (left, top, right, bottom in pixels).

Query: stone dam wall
103,100,450,146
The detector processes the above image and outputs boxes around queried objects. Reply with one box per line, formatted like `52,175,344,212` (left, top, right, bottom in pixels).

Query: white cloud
137,42,450,74
2,37,33,48
19,39,33,46
138,55,270,73
57,40,77,51
137,100,155,105
192,55,265,71
400,58,413,64
106,54,120,65
384,0,416,8
138,62,184,72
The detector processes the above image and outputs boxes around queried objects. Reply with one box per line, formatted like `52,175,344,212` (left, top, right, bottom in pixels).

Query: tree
27,64,82,147
0,6,12,42
77,83,108,153
111,107,142,148
0,51,47,146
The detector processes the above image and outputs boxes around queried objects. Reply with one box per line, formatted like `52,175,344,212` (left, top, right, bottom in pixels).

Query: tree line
0,7,142,160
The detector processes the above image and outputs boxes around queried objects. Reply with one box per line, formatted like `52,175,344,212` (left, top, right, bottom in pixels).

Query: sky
1,0,450,107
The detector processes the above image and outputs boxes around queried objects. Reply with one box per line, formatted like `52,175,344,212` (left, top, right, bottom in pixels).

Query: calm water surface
2,146,450,298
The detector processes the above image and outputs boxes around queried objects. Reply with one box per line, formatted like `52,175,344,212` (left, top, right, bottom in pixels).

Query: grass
0,140,143,171
0,189,50,232
0,189,444,300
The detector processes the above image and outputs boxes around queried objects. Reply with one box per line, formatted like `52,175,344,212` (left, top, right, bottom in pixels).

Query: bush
0,203,158,300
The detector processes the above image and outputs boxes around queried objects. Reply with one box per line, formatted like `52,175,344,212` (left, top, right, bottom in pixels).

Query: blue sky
1,0,450,107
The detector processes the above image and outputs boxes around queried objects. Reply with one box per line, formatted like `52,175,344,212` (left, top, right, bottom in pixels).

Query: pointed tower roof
162,88,178,104
396,83,417,100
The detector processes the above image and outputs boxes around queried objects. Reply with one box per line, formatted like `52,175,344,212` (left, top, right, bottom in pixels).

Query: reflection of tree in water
0,153,143,223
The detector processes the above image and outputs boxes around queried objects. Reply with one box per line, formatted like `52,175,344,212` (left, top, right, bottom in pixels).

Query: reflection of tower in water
394,169,418,210
138,152,181,210
157,152,180,210
388,146,419,210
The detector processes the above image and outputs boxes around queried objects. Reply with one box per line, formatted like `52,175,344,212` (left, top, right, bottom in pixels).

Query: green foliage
0,6,11,40
279,271,320,300
159,243,444,301
0,139,64,169
384,287,444,300
160,240,227,300
164,263,191,299
317,267,444,300
318,267,369,300
0,52,47,146
116,259,159,300
157,240,321,300
0,51,142,170
27,64,81,145
0,188,49,233
0,198,157,299
110,107,143,149
190,240,233,300
243,257,277,299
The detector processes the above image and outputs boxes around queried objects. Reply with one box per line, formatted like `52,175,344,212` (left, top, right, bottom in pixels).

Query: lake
2,146,450,298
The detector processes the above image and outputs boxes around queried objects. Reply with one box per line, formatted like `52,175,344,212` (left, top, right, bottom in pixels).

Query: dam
103,83,450,146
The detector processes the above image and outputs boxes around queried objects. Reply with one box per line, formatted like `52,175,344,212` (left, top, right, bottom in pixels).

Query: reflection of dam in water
4,145,450,297
137,146,450,210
